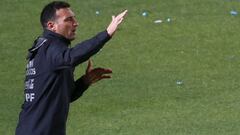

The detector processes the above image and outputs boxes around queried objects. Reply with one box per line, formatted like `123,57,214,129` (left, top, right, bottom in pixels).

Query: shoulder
45,38,68,54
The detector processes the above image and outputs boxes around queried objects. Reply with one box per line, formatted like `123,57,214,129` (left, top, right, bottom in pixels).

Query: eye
65,17,74,22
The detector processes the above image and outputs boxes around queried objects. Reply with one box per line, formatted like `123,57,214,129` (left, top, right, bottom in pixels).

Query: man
16,1,127,135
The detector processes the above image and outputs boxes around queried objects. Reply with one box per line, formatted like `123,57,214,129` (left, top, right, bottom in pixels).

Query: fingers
87,70,112,84
116,10,128,18
114,10,128,23
123,9,128,15
93,68,112,82
117,18,124,25
101,75,111,79
91,75,111,84
84,67,113,85
86,59,93,73
92,68,112,75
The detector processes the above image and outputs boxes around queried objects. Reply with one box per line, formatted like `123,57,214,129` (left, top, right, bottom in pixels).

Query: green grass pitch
1,0,240,134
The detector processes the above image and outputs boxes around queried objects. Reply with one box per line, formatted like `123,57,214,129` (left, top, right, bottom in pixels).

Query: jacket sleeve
47,30,111,70
70,76,89,102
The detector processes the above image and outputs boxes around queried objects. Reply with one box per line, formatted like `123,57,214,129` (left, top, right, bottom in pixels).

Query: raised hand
107,10,128,36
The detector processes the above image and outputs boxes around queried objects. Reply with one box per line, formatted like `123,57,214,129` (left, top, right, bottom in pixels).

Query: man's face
49,8,79,41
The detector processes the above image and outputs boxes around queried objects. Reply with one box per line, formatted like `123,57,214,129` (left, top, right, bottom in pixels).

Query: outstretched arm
48,10,128,70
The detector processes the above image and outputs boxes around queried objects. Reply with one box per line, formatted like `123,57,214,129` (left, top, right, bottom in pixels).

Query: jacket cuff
75,76,90,92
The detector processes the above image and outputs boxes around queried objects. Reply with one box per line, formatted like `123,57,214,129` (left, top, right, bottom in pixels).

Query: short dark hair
40,1,70,28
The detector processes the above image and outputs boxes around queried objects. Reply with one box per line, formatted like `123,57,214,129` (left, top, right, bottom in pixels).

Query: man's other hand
83,59,112,85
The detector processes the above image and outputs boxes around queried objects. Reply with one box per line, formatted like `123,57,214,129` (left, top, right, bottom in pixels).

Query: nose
74,21,79,27
73,18,79,27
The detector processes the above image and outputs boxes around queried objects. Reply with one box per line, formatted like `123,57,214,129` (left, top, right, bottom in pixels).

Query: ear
47,21,56,31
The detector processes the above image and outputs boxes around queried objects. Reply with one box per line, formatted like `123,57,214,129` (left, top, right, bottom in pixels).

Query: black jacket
16,29,111,135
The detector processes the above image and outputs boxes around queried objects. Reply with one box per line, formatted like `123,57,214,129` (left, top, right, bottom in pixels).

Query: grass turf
1,0,240,134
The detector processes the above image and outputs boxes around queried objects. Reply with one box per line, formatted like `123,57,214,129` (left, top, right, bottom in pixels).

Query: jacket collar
43,29,71,45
